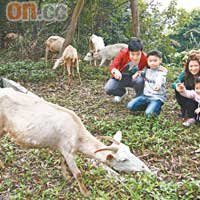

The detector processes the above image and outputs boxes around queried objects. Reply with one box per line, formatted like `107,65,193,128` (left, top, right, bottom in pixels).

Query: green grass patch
0,61,199,199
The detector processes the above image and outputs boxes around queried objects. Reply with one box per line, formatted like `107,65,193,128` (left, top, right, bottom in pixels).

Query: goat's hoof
64,85,70,91
0,161,5,169
81,188,91,197
63,173,73,181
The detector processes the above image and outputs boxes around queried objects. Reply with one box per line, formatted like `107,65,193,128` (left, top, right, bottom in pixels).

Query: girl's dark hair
128,37,143,51
184,54,200,89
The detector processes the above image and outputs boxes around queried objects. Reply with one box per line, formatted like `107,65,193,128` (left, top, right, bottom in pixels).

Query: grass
0,60,199,199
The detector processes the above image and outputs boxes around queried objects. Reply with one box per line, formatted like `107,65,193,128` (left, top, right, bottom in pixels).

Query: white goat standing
93,43,128,66
84,34,105,66
53,45,81,87
0,88,151,196
45,36,65,65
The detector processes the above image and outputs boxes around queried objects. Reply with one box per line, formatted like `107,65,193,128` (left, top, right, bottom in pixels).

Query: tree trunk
0,0,8,48
130,0,140,37
32,0,42,61
60,0,84,54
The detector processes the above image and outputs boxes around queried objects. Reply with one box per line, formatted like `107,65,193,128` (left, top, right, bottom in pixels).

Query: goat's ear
113,131,122,143
106,154,114,162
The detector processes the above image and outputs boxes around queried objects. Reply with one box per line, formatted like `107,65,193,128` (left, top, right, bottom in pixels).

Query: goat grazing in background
84,34,105,66
4,32,23,48
0,88,151,196
53,45,81,87
93,43,128,66
45,36,65,65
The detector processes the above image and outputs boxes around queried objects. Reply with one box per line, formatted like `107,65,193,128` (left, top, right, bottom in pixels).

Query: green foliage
0,60,57,82
169,9,200,51
78,0,131,49
166,51,188,68
138,0,177,61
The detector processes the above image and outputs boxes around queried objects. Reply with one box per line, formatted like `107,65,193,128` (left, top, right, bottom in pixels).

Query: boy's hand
195,107,200,114
132,71,140,80
111,68,122,80
176,83,185,93
153,84,160,91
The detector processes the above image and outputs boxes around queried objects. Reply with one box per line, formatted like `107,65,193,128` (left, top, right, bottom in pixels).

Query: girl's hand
111,68,122,80
195,107,200,114
176,83,185,93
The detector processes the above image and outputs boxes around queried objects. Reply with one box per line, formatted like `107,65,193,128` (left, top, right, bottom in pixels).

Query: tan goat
45,36,65,65
0,88,151,196
53,45,81,87
4,32,22,48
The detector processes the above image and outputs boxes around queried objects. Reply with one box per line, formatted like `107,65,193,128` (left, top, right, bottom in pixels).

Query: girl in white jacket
177,77,200,126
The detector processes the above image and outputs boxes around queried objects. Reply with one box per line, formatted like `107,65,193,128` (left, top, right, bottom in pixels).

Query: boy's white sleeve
155,71,167,86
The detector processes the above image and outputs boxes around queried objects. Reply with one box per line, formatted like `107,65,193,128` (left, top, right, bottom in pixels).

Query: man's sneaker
182,118,196,127
113,89,128,103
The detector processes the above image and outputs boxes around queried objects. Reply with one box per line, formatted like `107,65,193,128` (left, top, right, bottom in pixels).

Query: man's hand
111,68,122,80
176,83,185,93
195,107,200,114
132,71,140,80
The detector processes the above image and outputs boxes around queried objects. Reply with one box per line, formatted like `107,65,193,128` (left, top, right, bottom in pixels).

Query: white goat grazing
45,36,65,65
93,43,128,66
0,88,151,196
84,34,105,66
4,32,23,48
53,45,81,87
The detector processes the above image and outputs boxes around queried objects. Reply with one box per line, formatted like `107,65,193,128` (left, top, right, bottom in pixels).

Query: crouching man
104,38,147,103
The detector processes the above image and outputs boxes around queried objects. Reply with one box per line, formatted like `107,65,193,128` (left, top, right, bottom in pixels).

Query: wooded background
0,0,199,63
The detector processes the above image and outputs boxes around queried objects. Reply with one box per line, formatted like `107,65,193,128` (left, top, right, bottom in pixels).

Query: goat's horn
97,136,120,145
94,147,118,153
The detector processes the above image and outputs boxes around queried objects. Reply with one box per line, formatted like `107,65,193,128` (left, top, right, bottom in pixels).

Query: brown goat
45,36,65,65
53,45,81,87
4,32,22,48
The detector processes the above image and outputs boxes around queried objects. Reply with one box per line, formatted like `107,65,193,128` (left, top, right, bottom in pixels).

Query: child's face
147,55,162,69
195,82,200,95
129,51,142,64
188,60,200,76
